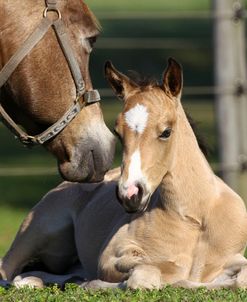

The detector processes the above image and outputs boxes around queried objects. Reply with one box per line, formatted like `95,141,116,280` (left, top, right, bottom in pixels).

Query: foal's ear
104,61,138,100
162,58,183,99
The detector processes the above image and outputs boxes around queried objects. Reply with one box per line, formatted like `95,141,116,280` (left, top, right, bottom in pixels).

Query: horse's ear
162,58,183,100
104,61,138,100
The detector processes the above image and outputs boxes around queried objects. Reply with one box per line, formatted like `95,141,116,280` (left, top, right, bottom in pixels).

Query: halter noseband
0,0,101,146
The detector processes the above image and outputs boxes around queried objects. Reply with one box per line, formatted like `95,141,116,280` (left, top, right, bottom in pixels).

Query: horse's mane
185,113,209,157
127,71,209,157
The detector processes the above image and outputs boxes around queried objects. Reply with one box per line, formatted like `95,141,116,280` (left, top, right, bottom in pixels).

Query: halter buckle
43,7,61,20
84,90,101,105
20,135,37,146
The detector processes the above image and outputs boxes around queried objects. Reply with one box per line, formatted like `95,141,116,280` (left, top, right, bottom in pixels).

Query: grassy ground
1,284,247,302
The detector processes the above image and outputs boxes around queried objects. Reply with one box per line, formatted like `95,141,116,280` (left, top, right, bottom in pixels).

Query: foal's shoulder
215,176,246,210
206,176,247,232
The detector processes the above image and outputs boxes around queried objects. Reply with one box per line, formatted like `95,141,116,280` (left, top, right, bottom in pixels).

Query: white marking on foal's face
124,104,149,134
127,149,143,184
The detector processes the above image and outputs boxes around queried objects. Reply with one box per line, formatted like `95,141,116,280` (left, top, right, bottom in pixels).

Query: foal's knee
126,265,162,289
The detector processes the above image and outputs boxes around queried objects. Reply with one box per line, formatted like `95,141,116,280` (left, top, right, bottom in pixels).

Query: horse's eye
87,36,97,48
159,128,172,140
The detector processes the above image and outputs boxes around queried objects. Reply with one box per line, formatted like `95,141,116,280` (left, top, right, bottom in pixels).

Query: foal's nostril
127,184,139,199
136,183,144,201
124,183,144,212
117,182,146,213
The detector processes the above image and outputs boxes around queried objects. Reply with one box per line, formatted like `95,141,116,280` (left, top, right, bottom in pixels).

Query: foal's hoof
126,265,162,290
80,279,124,289
13,276,44,288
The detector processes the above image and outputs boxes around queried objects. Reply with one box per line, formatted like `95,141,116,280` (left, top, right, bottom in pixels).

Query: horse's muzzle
58,137,115,183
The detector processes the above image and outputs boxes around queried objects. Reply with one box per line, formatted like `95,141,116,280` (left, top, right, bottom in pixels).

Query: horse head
0,0,115,182
105,58,183,212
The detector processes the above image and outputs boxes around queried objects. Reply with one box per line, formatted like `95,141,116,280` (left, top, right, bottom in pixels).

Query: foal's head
0,0,115,182
105,58,182,212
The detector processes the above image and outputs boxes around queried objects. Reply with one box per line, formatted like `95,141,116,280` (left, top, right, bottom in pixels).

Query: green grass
1,284,247,302
0,207,27,256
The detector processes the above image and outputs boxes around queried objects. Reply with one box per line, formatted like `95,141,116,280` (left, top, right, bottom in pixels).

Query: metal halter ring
43,7,62,20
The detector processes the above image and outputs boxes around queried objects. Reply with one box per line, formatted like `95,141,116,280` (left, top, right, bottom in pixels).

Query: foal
1,58,247,289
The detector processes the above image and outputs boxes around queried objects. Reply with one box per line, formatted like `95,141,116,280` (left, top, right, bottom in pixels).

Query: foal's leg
173,270,237,289
100,247,162,289
173,254,247,289
13,263,85,288
231,254,247,288
98,242,150,282
125,264,162,289
0,210,45,280
83,265,162,290
104,167,121,182
81,280,125,289
0,183,79,281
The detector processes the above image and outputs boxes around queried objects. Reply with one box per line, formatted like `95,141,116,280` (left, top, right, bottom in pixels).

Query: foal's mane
127,71,209,157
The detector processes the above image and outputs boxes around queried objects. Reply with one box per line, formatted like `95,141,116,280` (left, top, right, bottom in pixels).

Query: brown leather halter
0,0,101,146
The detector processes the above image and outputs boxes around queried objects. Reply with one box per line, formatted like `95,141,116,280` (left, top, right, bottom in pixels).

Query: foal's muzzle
118,182,150,213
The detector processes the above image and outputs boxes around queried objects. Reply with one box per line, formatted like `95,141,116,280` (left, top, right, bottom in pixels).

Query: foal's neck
160,102,217,220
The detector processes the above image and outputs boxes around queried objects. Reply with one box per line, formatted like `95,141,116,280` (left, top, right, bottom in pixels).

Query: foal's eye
87,36,97,48
159,128,172,140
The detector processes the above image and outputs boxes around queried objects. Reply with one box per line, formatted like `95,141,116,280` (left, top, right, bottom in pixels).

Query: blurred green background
0,0,245,255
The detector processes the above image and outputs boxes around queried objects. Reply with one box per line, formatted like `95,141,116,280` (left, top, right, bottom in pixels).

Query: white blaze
127,149,143,184
124,104,148,134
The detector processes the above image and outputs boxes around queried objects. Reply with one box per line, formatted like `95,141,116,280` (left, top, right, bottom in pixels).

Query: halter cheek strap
0,0,101,146
31,90,101,145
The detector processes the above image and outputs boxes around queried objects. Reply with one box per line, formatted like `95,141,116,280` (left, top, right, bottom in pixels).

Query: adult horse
0,0,115,182
1,58,247,289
